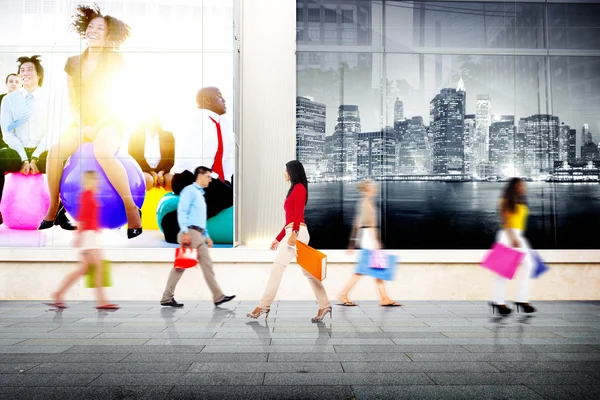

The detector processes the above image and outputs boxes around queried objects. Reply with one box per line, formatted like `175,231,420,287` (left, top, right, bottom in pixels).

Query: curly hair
17,55,44,86
71,3,131,48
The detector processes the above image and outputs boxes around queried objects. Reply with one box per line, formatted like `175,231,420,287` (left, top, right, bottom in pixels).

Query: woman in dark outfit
40,4,143,238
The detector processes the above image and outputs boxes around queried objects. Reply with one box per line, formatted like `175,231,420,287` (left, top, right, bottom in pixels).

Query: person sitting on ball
40,4,142,239
128,110,174,192
0,56,75,229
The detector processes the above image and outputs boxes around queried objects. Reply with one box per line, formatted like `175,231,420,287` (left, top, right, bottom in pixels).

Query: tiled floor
0,300,598,399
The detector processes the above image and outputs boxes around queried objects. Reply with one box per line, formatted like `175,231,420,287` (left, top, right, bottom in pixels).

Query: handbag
531,251,550,278
296,241,327,281
480,243,525,280
174,245,198,269
356,249,398,281
85,260,112,288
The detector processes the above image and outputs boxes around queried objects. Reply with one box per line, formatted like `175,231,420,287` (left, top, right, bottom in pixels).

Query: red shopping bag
174,246,198,269
480,243,525,280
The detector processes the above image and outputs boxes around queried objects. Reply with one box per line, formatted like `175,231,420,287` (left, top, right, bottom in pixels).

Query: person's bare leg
88,249,108,306
376,279,395,305
52,251,89,302
164,173,173,192
93,126,141,229
338,274,362,304
143,172,154,191
44,127,80,221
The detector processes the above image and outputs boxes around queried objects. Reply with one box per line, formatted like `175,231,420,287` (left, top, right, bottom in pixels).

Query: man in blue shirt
160,166,236,307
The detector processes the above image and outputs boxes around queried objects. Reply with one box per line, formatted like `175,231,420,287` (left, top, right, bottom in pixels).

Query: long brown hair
502,177,525,213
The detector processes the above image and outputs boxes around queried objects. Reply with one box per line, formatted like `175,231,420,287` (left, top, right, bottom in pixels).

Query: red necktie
208,116,225,182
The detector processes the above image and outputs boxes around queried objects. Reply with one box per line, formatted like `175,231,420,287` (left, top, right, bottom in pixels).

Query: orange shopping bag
174,245,198,269
296,241,327,281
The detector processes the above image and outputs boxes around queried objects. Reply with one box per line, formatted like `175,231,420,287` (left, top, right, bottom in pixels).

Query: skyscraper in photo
394,98,404,122
520,114,560,174
296,96,326,177
557,123,573,162
475,95,492,166
463,114,477,175
430,81,466,174
358,129,396,178
581,124,593,154
331,105,361,178
568,128,577,163
489,115,516,176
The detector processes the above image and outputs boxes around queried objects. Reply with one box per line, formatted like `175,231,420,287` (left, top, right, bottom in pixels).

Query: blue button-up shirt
178,183,209,238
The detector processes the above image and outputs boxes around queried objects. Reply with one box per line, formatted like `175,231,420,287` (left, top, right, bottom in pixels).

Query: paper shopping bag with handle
356,249,398,281
174,246,198,269
480,243,524,280
296,241,327,281
531,251,550,278
85,260,112,288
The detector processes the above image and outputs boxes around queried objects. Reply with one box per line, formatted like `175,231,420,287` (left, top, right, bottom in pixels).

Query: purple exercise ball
60,143,145,229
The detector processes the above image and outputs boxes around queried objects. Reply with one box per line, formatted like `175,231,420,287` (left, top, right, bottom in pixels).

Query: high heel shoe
489,302,512,316
311,306,332,323
127,208,143,239
39,204,77,231
246,307,270,319
514,302,536,314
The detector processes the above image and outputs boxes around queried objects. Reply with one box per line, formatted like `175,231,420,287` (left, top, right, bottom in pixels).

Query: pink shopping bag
480,243,525,280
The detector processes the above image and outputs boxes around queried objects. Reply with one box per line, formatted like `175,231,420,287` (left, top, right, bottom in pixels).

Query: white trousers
492,229,534,305
258,226,330,309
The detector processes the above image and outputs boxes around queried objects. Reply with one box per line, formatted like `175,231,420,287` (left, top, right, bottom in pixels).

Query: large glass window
0,0,237,249
297,0,600,249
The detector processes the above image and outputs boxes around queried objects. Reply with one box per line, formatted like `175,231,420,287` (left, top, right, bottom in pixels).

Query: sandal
96,304,120,310
381,302,402,307
44,302,68,309
337,301,357,307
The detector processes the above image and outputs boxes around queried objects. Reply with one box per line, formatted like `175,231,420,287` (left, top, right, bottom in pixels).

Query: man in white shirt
0,56,74,229
0,73,23,149
164,87,234,242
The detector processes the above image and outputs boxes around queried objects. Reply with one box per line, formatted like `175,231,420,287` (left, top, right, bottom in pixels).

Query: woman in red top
47,171,118,309
247,160,331,322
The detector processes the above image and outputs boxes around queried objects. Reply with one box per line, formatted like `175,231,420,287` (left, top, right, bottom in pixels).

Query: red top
276,183,306,242
78,189,100,232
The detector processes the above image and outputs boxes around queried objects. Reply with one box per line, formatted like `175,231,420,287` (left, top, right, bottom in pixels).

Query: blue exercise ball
60,143,145,229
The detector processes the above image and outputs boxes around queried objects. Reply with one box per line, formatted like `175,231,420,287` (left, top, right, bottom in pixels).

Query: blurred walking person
47,171,118,310
338,180,400,307
490,178,536,315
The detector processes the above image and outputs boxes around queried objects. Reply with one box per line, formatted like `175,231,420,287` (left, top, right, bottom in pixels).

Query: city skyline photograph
295,0,600,250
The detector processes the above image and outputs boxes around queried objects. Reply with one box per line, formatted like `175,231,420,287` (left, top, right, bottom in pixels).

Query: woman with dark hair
247,160,332,322
39,4,143,238
490,177,536,315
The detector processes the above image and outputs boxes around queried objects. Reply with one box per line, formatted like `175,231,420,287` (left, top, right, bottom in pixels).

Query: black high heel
127,208,142,239
39,204,76,231
489,302,512,316
514,302,536,314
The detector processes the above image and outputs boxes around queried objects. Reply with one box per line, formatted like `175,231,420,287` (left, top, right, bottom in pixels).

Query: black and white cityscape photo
296,0,600,249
